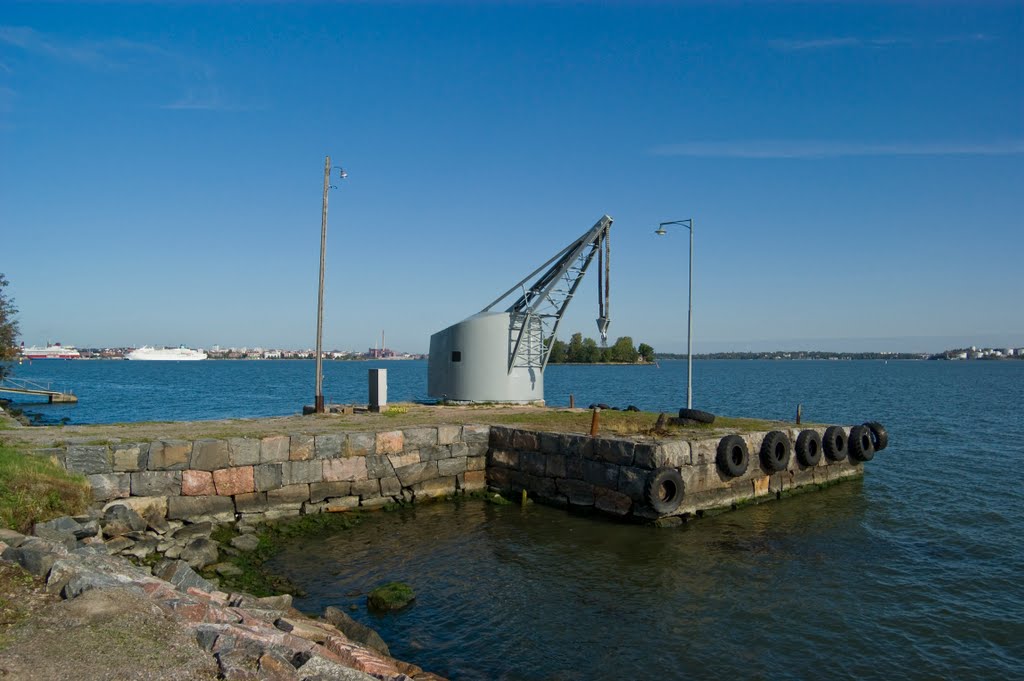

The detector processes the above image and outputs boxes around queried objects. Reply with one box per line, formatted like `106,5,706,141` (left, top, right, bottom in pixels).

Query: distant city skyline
2,2,1021,355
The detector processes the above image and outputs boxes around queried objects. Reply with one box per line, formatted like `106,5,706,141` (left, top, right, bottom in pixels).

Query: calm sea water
6,359,1024,679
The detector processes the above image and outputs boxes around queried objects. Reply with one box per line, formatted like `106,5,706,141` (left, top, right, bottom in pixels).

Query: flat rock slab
0,587,219,680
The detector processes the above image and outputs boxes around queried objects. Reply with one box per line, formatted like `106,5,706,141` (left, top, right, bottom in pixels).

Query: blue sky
1,1,1021,354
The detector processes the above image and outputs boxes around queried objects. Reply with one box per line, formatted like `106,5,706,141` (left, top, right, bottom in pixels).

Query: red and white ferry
19,342,81,360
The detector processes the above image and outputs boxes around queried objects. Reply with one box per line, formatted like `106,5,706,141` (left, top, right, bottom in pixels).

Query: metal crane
481,215,613,373
427,215,612,404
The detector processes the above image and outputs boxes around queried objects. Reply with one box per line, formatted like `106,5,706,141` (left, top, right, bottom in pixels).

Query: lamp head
655,226,667,236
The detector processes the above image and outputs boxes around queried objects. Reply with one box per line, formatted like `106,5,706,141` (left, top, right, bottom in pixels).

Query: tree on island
0,274,19,380
546,333,653,364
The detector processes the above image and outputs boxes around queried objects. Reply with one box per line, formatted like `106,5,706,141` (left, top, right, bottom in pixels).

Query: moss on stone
367,582,415,612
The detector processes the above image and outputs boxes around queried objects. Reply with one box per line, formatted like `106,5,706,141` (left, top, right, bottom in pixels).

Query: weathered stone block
344,432,375,457
289,434,315,461
437,425,461,446
376,430,404,455
234,492,268,513
592,438,635,466
182,469,216,496
512,430,540,451
65,445,111,475
379,476,401,497
386,451,419,469
267,484,309,505
463,424,491,443
324,497,360,512
191,439,230,471
364,455,394,479
564,454,584,480
323,457,368,482
523,473,558,498
394,461,437,487
461,470,486,491
561,434,593,459
690,438,719,466
260,435,290,463
639,441,690,469
227,438,261,466
539,432,562,455
520,451,547,477
167,495,235,522
213,466,255,496
489,449,518,469
595,487,633,516
131,470,182,496
545,454,567,478
412,477,456,499
310,481,351,503
617,466,648,501
351,479,381,499
88,473,130,501
583,460,619,489
112,444,148,472
283,460,323,486
438,457,468,477
253,463,283,492
314,433,345,459
557,478,596,506
467,440,489,458
403,427,437,449
418,445,452,462
147,440,192,470
467,455,486,471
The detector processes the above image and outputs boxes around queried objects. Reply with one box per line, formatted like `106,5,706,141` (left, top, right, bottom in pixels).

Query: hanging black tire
865,421,888,451
849,425,876,462
760,430,792,472
823,426,848,462
716,435,748,477
795,429,823,467
678,408,715,424
644,467,685,514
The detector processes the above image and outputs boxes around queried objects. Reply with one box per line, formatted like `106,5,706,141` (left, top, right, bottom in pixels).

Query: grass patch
488,409,789,438
0,445,90,533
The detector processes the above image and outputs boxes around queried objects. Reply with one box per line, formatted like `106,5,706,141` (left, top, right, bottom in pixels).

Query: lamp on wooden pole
314,156,347,414
655,218,695,410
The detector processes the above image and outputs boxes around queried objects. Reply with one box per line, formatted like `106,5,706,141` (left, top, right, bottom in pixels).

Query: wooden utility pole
314,155,330,414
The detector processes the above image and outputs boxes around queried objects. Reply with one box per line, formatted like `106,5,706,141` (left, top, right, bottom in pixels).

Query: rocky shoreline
0,503,443,680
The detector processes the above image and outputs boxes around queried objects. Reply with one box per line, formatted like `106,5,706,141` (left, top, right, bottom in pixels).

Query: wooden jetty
0,378,78,403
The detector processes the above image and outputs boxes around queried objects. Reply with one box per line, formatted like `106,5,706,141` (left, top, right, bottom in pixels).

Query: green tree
638,343,655,363
580,337,600,363
609,336,639,363
547,338,567,364
566,332,584,363
0,274,19,380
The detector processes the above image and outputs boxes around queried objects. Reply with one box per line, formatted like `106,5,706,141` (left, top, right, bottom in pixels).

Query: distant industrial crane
428,215,613,403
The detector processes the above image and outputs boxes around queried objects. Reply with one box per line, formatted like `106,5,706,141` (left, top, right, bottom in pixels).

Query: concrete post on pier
369,369,387,413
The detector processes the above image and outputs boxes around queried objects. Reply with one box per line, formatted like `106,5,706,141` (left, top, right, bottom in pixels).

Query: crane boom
481,215,613,373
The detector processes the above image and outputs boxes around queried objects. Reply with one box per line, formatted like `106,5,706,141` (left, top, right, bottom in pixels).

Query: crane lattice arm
481,215,612,373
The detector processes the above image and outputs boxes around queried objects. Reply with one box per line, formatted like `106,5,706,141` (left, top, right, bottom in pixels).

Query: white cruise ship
20,342,81,359
125,346,207,361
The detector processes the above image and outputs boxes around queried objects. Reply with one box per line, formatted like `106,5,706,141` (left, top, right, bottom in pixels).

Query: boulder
322,606,390,656
102,504,148,537
153,558,217,593
180,537,220,571
33,516,83,544
230,534,260,552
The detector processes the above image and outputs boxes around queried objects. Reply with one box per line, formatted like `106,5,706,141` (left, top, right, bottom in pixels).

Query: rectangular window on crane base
451,351,462,362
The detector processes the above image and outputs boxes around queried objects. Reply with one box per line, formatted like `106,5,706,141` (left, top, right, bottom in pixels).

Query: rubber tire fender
716,434,749,477
865,421,888,451
644,467,685,514
795,429,823,467
849,424,876,462
678,408,715,424
760,430,792,472
823,426,848,462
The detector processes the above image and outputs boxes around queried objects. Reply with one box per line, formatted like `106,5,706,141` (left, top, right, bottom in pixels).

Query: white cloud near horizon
650,140,1024,159
768,33,994,52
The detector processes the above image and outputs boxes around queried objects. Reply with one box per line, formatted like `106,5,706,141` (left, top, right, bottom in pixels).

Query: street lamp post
655,218,695,410
314,156,347,414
